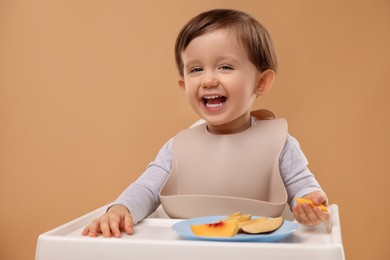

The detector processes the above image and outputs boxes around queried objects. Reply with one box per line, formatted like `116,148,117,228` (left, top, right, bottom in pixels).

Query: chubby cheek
182,80,199,101
184,87,200,108
230,84,255,105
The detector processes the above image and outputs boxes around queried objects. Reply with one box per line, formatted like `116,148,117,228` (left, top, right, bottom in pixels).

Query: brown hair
175,9,278,77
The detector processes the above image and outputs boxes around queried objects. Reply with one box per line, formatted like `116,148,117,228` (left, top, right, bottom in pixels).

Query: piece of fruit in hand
295,197,328,212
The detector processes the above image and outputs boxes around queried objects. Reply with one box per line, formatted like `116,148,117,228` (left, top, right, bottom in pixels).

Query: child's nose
200,73,218,88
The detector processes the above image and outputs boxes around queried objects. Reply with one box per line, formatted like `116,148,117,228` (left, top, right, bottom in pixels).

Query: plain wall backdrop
0,0,389,259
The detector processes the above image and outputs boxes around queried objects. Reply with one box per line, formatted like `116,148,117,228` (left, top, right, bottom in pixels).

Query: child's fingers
302,204,330,225
109,215,122,238
124,213,134,235
294,204,321,226
302,204,321,225
292,206,301,223
81,206,133,238
305,191,328,206
99,215,113,237
296,204,312,225
313,206,330,221
88,218,103,237
293,204,307,224
81,225,91,236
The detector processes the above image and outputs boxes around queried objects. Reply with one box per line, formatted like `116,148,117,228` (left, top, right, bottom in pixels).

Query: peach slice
240,217,283,234
228,211,242,217
190,220,239,237
223,212,252,223
295,197,328,212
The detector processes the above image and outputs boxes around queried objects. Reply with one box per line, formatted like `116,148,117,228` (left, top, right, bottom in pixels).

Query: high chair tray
36,204,345,260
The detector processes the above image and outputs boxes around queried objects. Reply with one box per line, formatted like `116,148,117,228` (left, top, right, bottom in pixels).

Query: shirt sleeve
279,134,322,208
110,137,174,225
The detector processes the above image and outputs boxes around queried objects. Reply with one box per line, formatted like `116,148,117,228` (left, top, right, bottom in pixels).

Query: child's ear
178,78,185,90
254,69,275,96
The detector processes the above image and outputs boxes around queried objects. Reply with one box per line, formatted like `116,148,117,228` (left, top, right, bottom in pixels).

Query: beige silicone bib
159,110,288,218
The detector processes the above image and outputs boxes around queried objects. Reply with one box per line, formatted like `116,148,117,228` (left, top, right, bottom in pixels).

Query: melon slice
295,197,328,212
240,217,283,234
190,220,239,237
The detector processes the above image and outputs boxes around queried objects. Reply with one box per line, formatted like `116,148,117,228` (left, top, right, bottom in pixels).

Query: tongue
207,97,225,104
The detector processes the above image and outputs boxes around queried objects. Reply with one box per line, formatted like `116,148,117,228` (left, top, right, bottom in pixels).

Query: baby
83,8,329,238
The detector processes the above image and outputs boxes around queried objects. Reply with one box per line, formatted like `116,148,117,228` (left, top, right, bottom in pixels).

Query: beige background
1,0,389,259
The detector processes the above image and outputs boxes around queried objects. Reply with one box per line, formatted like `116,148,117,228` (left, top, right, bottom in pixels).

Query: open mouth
202,95,227,109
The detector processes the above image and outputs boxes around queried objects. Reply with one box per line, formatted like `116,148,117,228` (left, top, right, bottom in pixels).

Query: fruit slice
223,212,252,223
190,220,239,237
228,211,242,217
295,198,328,212
240,217,283,234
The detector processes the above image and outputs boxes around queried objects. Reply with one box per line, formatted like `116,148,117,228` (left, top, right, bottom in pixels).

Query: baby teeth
204,95,221,99
206,103,223,108
202,95,226,109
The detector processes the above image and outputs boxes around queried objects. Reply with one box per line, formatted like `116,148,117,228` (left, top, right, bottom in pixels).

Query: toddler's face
179,28,263,134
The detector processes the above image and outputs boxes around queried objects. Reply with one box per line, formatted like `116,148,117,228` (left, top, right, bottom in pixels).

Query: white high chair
36,204,344,260
35,119,345,260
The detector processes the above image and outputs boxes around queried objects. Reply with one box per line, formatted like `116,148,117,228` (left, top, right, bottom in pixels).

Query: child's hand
82,204,134,238
292,190,330,226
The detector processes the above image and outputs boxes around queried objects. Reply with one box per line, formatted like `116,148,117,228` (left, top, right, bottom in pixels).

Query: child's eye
188,67,203,74
219,65,233,70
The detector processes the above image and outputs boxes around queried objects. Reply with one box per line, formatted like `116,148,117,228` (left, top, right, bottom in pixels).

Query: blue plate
172,215,298,242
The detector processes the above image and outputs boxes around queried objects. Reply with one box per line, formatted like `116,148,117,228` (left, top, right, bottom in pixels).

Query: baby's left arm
292,190,330,226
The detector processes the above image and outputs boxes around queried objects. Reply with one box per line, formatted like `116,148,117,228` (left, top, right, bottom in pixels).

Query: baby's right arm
82,137,175,237
81,204,134,238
